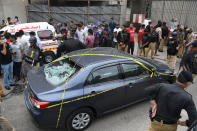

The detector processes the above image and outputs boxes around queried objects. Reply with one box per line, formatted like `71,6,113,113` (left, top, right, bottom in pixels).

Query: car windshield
44,57,80,86
37,30,53,40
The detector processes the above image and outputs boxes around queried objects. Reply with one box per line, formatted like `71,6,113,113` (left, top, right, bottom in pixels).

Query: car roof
66,47,139,67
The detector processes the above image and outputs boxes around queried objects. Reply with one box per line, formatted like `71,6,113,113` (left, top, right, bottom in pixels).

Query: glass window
122,64,148,78
37,30,53,40
44,58,80,86
88,65,120,85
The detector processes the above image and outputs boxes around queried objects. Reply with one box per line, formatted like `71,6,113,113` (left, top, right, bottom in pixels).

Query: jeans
128,42,134,55
1,62,14,87
13,62,22,80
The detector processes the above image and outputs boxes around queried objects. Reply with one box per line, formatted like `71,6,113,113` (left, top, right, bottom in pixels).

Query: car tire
66,108,94,131
43,52,55,63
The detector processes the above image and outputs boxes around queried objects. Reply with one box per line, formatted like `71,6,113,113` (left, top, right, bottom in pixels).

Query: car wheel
44,53,55,63
66,108,94,131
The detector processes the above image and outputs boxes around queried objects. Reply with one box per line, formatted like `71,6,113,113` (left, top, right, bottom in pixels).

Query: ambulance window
37,30,53,40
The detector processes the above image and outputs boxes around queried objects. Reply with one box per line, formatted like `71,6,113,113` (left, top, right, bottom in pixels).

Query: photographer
0,34,15,90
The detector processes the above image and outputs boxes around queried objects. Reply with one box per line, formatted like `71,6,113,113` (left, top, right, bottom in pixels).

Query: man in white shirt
16,30,30,55
113,25,122,34
75,24,86,44
10,35,23,81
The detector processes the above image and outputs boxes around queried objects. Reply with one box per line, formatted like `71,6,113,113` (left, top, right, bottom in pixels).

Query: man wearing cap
146,70,197,131
181,42,197,78
166,31,180,70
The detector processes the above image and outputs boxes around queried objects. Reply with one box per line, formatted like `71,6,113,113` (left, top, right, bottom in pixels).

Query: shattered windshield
44,58,80,86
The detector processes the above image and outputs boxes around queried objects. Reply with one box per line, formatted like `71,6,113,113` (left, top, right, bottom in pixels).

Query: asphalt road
1,50,197,131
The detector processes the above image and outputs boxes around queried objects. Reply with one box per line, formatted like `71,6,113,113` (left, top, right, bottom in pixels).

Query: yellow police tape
50,51,176,128
55,48,97,128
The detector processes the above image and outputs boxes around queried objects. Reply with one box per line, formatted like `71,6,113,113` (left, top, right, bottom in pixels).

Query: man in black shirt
117,25,130,52
146,71,197,131
145,27,159,59
167,32,180,70
0,36,15,90
159,22,169,52
56,39,86,58
180,42,197,78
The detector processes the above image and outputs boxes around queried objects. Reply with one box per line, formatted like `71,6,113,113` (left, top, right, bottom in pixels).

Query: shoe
1,94,6,97
5,86,11,90
155,54,160,56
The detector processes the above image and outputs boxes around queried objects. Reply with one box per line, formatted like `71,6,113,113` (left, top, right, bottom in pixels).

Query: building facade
151,0,197,30
0,0,28,23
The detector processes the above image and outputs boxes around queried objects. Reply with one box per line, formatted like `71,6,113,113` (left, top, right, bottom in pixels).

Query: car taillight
31,98,50,109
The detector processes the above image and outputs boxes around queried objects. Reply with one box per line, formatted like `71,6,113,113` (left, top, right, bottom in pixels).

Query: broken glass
44,58,79,86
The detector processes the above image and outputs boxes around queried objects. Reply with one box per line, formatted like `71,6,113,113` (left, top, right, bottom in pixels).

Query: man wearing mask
0,35,15,90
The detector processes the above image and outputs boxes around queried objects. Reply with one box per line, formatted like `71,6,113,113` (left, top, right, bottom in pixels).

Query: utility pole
161,0,165,21
87,0,90,23
48,0,51,19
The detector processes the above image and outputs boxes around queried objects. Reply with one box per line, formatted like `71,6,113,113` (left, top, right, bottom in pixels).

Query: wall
151,0,197,30
0,0,28,23
27,4,121,24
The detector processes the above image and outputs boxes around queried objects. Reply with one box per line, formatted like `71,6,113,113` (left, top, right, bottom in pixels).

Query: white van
0,22,59,63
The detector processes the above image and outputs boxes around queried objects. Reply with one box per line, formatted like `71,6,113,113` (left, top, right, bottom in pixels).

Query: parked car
24,47,176,131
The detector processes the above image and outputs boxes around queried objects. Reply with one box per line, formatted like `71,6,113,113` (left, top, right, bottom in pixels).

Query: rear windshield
44,58,80,86
37,30,53,40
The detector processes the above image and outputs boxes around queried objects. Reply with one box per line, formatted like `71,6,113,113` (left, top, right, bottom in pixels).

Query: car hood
27,67,55,94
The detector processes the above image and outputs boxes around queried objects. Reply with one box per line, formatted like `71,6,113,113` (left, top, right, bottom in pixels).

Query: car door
84,64,126,113
120,63,158,104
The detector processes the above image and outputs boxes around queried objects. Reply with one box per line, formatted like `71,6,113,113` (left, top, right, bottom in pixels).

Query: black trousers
13,62,22,80
128,42,134,55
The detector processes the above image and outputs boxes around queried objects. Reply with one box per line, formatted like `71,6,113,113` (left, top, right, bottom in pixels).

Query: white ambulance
0,22,59,63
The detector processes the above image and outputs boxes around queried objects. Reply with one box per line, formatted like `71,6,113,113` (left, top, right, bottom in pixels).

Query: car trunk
27,67,55,95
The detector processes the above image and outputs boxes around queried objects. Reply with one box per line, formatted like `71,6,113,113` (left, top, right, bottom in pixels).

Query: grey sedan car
24,47,175,131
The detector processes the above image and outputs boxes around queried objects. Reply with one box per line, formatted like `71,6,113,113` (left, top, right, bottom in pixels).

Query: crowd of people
0,16,197,131
0,16,21,28
53,18,197,74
